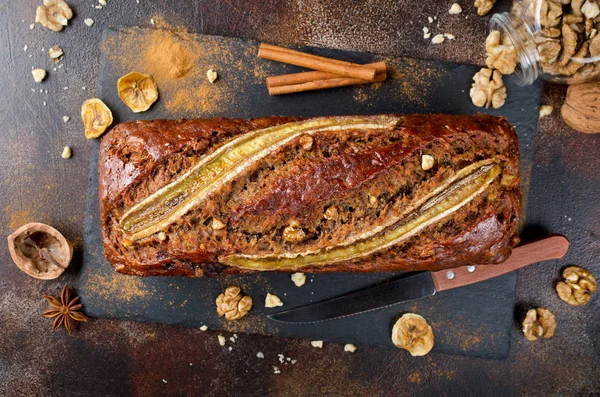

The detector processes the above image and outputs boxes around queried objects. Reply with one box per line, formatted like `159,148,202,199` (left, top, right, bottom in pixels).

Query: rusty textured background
0,1,599,396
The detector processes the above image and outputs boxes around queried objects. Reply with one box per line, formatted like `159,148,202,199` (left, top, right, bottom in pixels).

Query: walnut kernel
283,224,306,243
291,272,306,287
207,69,218,84
216,286,253,321
485,30,518,75
211,217,226,230
265,292,283,308
48,46,64,63
392,313,434,356
556,266,597,305
324,205,339,220
449,3,462,14
474,0,496,16
522,308,556,341
32,69,47,83
539,105,554,118
61,146,71,159
344,344,357,352
299,135,314,150
470,68,507,109
35,0,73,32
421,154,435,170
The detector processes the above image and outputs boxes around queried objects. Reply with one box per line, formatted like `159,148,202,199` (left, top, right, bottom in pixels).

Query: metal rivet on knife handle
446,271,455,280
467,265,476,273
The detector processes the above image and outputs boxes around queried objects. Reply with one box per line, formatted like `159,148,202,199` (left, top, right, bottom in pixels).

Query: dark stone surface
0,1,598,396
79,27,543,359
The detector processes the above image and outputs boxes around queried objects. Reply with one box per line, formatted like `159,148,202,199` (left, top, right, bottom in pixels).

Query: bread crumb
256,352,264,358
99,0,107,5
428,16,434,23
84,18,94,27
539,105,553,118
344,344,357,352
62,116,70,122
449,3,463,14
265,293,283,308
273,366,281,374
217,335,226,346
431,34,445,44
200,325,208,331
444,33,456,40
311,340,323,348
291,273,306,287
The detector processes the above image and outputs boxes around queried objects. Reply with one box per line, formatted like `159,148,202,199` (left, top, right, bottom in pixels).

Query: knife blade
268,235,569,324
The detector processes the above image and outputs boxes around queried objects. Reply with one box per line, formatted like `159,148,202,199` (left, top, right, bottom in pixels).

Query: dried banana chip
391,313,434,356
117,72,158,113
81,98,113,139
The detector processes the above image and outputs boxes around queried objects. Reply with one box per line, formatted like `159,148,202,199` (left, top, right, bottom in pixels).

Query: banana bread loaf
99,114,521,277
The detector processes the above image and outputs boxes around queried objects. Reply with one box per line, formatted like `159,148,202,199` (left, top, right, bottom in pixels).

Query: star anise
42,285,87,334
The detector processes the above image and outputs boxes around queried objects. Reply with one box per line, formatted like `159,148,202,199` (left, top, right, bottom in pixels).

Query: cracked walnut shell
556,266,597,305
81,98,113,139
8,223,73,280
391,313,434,356
485,30,518,75
470,68,507,109
35,0,73,32
522,308,556,341
216,286,252,321
117,72,159,113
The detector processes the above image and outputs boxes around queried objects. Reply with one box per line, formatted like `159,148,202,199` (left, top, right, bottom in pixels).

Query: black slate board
80,27,543,359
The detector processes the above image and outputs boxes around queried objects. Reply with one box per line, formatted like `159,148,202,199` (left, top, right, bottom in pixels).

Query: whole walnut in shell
561,82,600,133
216,286,253,320
556,266,597,305
470,68,507,109
522,308,557,341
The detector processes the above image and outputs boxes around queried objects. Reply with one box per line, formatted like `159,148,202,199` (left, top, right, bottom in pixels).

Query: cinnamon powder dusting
102,18,238,117
84,271,151,303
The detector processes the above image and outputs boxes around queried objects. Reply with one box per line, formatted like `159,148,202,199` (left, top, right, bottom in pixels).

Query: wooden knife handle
431,234,569,292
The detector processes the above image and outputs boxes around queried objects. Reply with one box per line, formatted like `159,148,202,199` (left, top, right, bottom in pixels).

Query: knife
268,235,569,324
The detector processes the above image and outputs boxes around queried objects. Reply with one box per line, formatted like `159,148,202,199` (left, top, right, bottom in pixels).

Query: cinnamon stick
261,43,387,71
268,72,387,96
266,62,387,88
258,44,377,81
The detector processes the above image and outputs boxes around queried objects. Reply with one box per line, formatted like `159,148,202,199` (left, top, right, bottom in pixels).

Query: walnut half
470,68,507,109
522,308,557,341
556,266,597,306
485,30,518,75
474,0,496,16
216,286,253,321
35,0,73,32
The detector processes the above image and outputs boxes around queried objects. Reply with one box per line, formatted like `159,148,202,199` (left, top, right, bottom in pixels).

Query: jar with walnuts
487,0,600,85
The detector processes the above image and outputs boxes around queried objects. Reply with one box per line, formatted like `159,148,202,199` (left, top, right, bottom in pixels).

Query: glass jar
490,0,600,86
